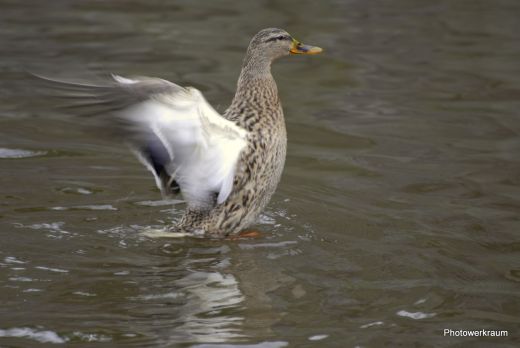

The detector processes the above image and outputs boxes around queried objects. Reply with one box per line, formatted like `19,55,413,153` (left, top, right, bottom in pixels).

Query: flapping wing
37,74,248,208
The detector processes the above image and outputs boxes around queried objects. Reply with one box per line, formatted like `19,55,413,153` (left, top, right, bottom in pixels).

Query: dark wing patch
137,138,180,196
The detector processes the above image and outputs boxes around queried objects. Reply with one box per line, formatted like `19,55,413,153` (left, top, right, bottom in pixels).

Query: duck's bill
290,39,323,55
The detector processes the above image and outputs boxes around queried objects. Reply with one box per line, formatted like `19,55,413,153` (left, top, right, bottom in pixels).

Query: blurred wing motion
37,74,248,208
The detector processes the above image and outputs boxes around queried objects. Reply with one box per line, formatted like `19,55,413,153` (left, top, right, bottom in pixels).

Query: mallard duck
39,28,322,237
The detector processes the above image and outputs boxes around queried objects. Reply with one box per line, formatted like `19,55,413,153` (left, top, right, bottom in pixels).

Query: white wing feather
38,73,248,208
125,87,248,206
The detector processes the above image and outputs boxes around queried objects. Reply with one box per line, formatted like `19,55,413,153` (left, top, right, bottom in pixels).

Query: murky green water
1,0,520,347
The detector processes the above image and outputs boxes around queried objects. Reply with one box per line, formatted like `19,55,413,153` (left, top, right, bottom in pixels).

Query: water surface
1,0,519,347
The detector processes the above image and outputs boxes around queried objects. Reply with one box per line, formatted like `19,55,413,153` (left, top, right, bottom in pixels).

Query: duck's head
246,28,323,63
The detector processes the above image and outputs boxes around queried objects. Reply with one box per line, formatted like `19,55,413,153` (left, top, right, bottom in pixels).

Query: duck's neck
231,52,279,106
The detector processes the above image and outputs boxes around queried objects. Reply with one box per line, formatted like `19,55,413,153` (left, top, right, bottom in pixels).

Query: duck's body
179,69,286,235
39,28,321,237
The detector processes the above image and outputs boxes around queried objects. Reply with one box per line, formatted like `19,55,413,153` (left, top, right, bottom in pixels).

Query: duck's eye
265,35,290,43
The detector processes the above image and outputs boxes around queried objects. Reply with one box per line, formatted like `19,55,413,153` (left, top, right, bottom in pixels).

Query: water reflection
138,212,299,345
72,209,299,345
167,271,245,343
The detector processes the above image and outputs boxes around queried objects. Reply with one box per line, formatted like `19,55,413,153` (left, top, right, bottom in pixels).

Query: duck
38,28,322,237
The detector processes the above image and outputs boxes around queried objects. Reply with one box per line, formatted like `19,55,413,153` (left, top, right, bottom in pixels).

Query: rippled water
1,0,520,347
